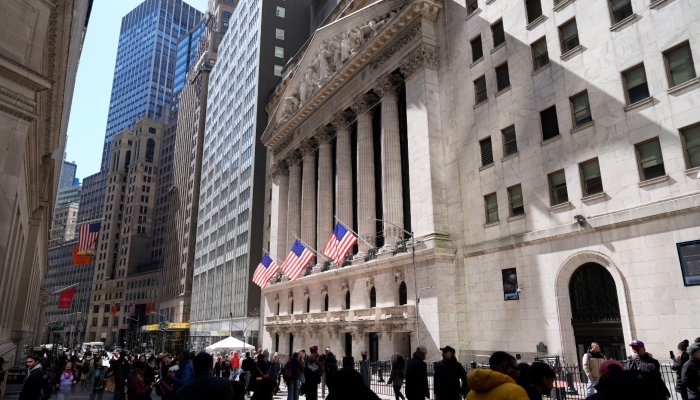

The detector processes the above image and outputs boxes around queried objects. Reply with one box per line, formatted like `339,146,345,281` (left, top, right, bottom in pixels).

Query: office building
59,161,78,188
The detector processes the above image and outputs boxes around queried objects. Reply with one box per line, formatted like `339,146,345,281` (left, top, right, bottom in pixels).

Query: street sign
51,326,63,331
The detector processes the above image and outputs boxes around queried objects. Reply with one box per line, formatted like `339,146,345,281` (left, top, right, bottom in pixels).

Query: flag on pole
109,306,118,316
58,286,76,309
128,304,134,313
252,254,280,289
78,222,101,255
281,240,314,282
323,222,358,265
146,303,154,314
72,247,91,265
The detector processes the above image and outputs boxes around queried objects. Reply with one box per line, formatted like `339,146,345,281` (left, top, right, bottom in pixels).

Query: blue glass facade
173,19,205,94
101,0,202,170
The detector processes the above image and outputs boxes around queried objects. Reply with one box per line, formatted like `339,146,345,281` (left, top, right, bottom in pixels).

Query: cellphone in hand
670,350,675,358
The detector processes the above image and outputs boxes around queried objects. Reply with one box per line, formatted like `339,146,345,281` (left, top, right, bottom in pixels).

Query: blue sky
65,0,207,180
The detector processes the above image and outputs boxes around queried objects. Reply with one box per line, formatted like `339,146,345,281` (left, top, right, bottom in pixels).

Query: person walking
582,342,606,397
172,350,193,394
683,342,700,400
241,351,255,395
388,353,406,400
268,353,282,391
222,355,233,380
405,348,429,400
107,351,130,400
434,346,468,400
156,366,177,400
174,352,234,400
625,340,671,399
144,356,157,386
466,351,528,400
523,362,555,400
673,340,691,400
19,354,45,400
304,355,321,400
54,361,78,400
214,355,222,377
324,347,338,389
318,354,328,399
359,351,371,388
283,352,304,400
85,357,108,400
126,362,155,400
231,352,241,379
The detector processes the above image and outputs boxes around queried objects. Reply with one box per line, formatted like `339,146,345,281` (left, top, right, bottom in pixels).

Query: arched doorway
569,263,626,362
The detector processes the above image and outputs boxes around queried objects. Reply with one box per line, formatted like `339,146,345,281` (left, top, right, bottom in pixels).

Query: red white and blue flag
281,240,314,282
323,222,358,265
78,222,101,255
252,254,280,289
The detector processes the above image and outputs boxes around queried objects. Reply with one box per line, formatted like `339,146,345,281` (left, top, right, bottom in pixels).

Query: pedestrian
304,355,321,400
673,340,691,400
589,360,666,400
625,339,671,399
268,353,282,391
583,342,606,397
299,349,308,393
85,357,108,400
466,351,528,400
388,353,406,400
682,342,700,400
126,361,154,400
144,356,156,385
174,352,234,400
54,361,78,400
405,348,429,400
324,347,338,389
434,345,468,400
107,351,130,400
214,355,222,377
359,351,370,388
231,351,241,379
317,353,328,398
222,354,232,380
172,350,193,393
326,366,381,400
19,354,45,400
156,366,177,400
241,351,254,396
515,363,529,389
309,345,320,360
523,362,555,400
283,352,304,400
251,376,278,400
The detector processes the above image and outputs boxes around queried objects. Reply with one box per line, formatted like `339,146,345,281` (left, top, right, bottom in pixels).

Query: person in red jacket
231,352,241,378
127,362,155,400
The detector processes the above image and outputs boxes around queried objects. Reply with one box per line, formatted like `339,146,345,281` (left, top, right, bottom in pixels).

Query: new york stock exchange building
259,0,700,365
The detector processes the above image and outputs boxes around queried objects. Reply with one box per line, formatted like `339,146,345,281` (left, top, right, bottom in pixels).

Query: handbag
104,376,115,392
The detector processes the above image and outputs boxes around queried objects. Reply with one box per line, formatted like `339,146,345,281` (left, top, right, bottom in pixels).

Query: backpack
283,361,293,380
82,360,91,374
41,372,54,400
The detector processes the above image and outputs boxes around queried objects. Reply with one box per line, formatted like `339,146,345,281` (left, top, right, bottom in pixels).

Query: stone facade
259,0,700,366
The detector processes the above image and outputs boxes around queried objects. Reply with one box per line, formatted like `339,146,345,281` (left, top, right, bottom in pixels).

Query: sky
65,0,208,181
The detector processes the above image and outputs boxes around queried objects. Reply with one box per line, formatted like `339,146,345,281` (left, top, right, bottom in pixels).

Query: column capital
314,125,334,144
351,93,379,116
284,149,302,167
270,159,289,179
331,110,354,131
373,74,404,99
399,44,440,79
299,138,318,157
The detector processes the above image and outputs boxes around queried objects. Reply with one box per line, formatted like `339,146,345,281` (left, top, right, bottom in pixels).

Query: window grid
559,19,579,54
492,20,505,47
540,106,560,141
502,126,518,156
623,64,650,105
531,37,549,71
681,124,700,169
570,91,592,127
485,193,499,223
609,0,633,24
496,63,510,92
548,170,569,206
508,185,524,216
480,137,493,166
275,28,284,40
475,76,487,105
664,42,696,87
635,138,666,181
471,36,483,62
580,158,604,197
526,0,543,24
468,0,479,14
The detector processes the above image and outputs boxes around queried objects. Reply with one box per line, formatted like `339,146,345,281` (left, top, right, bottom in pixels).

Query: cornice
399,43,440,79
0,102,37,122
0,55,53,91
0,86,37,107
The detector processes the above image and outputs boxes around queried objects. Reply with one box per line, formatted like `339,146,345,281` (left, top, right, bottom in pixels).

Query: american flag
281,240,314,282
252,254,280,289
323,222,358,265
77,222,100,255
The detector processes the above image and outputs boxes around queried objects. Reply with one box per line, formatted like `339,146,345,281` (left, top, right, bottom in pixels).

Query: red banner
109,306,117,316
145,303,154,314
72,247,91,265
58,286,76,309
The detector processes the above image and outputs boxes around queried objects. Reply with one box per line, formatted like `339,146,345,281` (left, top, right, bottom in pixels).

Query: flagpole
261,248,285,266
52,282,79,295
261,248,288,280
293,235,332,262
334,215,373,249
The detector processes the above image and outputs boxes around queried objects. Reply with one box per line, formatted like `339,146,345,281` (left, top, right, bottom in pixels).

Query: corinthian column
351,94,378,255
333,111,354,242
374,74,405,249
300,139,317,255
286,150,302,246
315,126,334,256
270,159,289,264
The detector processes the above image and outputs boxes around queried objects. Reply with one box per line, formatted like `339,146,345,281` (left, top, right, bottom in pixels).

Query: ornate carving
274,293,280,302
331,110,354,131
395,271,405,283
399,44,440,79
321,284,328,295
284,149,302,168
313,125,334,144
369,21,422,73
299,138,318,157
351,93,379,116
272,134,294,155
341,281,350,291
374,74,404,99
303,288,309,297
270,159,289,179
366,277,375,288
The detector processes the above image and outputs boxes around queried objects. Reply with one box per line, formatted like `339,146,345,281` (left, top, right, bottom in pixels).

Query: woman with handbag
251,354,270,393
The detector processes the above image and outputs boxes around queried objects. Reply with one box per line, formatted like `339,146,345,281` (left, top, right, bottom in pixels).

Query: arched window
324,294,329,311
345,291,350,310
398,281,408,305
306,297,310,313
369,286,376,308
124,150,131,171
145,139,155,163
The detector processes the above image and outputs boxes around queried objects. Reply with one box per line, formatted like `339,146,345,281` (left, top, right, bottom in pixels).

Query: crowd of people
12,336,700,400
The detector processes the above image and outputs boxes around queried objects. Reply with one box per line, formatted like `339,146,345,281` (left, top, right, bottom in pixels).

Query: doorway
369,333,379,362
288,333,294,358
344,332,352,357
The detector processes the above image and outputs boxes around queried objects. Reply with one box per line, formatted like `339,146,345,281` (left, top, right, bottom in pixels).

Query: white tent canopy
205,336,254,351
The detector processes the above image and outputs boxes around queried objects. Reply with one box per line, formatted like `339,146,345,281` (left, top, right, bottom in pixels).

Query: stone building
51,202,79,242
260,0,700,365
0,0,91,368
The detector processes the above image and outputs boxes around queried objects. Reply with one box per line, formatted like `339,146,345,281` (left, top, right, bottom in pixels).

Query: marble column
333,111,354,246
374,74,405,249
351,94,378,255
270,159,289,266
300,139,317,257
315,127,334,258
286,150,302,247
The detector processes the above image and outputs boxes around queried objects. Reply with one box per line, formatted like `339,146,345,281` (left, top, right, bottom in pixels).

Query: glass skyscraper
173,19,205,94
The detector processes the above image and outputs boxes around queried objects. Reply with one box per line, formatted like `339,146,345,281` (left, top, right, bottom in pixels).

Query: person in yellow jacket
466,352,529,400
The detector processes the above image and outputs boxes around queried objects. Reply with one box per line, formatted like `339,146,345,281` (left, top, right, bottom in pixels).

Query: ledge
466,8,482,21
553,0,574,11
549,201,571,211
470,57,484,68
650,0,671,7
581,192,606,202
571,120,594,134
668,76,700,94
474,99,488,109
507,214,526,222
526,15,545,30
685,166,700,175
532,63,551,76
638,174,669,187
560,45,583,60
541,134,562,146
491,42,506,54
501,152,519,162
484,220,500,228
479,163,494,171
495,86,511,97
486,0,496,4
610,14,637,31
624,97,653,112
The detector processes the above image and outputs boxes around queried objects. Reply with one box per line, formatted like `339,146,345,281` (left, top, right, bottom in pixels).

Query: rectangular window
681,124,700,169
275,29,285,40
471,36,483,62
580,158,604,196
664,42,696,87
623,64,650,105
474,76,487,105
467,0,479,14
548,170,569,206
531,37,549,71
508,185,524,216
274,46,284,58
104,304,110,312
559,19,579,54
570,91,592,127
502,126,518,156
485,193,499,223
540,105,560,141
223,11,231,19
609,0,633,24
525,0,543,24
273,65,283,77
496,63,510,92
480,137,493,166
635,138,666,181
276,6,285,17
492,20,505,47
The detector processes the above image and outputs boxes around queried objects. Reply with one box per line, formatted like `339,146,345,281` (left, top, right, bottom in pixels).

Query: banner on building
145,303,154,314
58,286,76,309
72,248,91,265
109,306,118,316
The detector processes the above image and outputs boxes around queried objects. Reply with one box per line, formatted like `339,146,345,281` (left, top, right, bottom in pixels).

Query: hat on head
440,345,456,354
168,365,179,372
679,340,690,352
688,343,700,356
342,356,354,369
628,339,644,348
599,360,624,377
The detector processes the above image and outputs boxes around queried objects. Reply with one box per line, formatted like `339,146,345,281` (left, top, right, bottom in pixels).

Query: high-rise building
56,185,83,208
189,0,313,350
59,161,78,188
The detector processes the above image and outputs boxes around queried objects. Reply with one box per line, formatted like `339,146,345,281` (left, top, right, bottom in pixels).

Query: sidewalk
274,382,398,400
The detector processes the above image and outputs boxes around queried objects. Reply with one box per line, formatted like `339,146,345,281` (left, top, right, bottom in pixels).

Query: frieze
0,86,36,107
272,134,294,155
369,21,421,73
399,44,440,79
